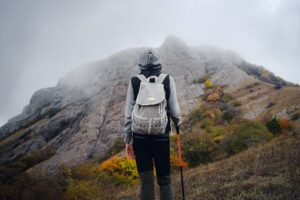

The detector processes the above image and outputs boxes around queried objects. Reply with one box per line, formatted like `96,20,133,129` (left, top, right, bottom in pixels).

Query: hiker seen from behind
124,48,181,200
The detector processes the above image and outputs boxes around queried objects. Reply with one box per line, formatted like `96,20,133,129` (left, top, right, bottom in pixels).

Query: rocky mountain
0,35,299,175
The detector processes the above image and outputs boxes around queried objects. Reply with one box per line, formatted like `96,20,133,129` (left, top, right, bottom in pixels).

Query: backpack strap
136,73,168,84
136,74,148,82
157,73,168,84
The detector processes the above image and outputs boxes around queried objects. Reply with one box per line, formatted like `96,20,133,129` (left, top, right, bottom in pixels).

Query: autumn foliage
207,92,220,102
204,79,213,88
99,156,138,184
278,118,293,129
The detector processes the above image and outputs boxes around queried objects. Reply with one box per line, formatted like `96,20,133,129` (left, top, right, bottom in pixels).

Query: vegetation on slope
118,133,300,200
0,78,298,200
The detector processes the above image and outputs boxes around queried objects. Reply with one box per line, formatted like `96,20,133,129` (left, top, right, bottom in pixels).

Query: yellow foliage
99,156,138,184
204,79,213,88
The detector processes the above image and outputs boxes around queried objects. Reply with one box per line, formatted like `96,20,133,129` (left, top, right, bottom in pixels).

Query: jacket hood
138,48,162,71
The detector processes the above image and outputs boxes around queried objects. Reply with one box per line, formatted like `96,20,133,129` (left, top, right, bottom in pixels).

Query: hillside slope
117,133,300,200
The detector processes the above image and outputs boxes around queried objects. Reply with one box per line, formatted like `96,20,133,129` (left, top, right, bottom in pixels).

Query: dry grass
231,81,300,128
116,133,300,200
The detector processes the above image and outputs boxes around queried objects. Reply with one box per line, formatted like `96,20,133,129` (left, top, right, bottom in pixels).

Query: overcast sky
0,0,299,127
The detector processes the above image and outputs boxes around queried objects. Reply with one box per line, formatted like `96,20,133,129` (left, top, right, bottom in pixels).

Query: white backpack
131,73,168,135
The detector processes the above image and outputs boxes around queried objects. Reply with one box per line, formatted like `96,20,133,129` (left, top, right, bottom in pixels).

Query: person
124,48,181,200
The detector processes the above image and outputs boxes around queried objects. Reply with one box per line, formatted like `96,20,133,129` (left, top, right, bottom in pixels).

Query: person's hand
126,143,135,159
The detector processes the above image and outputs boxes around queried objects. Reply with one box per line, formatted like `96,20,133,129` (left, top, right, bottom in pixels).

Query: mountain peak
160,35,188,49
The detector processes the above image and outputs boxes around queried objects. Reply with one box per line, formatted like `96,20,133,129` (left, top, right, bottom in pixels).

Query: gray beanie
138,48,162,71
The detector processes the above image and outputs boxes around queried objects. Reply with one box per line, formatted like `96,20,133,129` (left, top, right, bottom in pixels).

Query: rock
0,36,265,174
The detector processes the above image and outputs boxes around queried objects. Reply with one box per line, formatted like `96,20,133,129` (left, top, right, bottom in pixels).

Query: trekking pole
176,126,185,200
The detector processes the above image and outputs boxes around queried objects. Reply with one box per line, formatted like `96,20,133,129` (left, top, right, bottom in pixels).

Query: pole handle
176,126,180,135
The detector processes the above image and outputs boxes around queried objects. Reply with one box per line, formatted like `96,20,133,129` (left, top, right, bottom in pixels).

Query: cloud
0,0,299,126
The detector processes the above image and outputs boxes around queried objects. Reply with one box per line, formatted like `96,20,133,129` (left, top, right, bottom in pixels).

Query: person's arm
124,78,135,144
168,75,181,127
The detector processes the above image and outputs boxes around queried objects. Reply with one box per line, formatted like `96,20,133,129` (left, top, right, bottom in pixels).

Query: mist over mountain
0,36,299,175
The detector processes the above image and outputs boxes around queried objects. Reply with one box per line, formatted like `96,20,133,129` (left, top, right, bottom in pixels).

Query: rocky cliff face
0,36,296,175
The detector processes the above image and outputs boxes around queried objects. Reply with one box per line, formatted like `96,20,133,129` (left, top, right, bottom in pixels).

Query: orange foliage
207,92,220,102
278,118,293,129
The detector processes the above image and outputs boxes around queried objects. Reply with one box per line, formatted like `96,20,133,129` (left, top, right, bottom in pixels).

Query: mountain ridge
0,36,298,175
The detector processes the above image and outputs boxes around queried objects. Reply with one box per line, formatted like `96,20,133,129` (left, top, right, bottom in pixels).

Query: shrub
219,103,239,122
201,117,212,129
222,111,235,122
266,118,281,135
222,121,273,155
278,118,293,130
183,134,216,167
188,108,203,125
207,126,228,138
204,79,213,88
207,92,220,102
99,156,138,185
63,180,101,200
70,162,101,180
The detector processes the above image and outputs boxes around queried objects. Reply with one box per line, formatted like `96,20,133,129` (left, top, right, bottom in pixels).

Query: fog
0,0,299,126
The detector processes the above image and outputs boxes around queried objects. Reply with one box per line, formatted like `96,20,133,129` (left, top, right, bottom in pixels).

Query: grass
117,133,300,200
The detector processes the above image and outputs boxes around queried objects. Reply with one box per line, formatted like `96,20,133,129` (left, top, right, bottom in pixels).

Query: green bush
201,117,212,129
266,118,281,135
69,162,101,180
219,103,239,122
222,110,235,122
222,121,273,155
207,126,227,138
291,113,300,121
183,134,216,167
